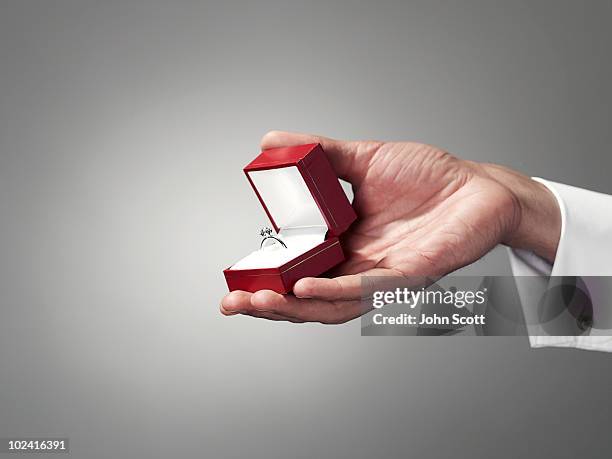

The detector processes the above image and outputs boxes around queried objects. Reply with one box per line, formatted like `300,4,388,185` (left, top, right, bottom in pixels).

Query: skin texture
220,131,561,324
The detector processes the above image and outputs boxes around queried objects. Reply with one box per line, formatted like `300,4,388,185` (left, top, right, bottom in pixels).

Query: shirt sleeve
508,178,612,352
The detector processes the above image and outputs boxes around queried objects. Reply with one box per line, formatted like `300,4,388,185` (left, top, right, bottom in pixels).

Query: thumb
259,130,379,183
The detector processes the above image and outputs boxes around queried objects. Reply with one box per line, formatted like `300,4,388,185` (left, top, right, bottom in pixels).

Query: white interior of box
229,166,329,270
249,166,327,228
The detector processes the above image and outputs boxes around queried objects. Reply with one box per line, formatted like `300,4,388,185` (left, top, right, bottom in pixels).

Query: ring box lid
244,143,356,236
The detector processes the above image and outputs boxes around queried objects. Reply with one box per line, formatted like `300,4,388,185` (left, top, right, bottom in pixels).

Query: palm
336,142,518,279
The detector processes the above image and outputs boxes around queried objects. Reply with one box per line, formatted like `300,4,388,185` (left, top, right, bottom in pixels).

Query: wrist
480,163,561,263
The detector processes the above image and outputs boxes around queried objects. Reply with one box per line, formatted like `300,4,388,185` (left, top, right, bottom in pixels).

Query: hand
220,131,561,324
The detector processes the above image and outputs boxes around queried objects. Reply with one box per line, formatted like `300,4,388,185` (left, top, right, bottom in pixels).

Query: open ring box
224,143,357,294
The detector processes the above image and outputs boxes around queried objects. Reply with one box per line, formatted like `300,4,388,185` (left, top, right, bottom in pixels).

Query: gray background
1,1,611,458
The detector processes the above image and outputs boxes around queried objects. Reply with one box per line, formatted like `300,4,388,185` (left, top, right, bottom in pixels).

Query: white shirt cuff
508,178,612,352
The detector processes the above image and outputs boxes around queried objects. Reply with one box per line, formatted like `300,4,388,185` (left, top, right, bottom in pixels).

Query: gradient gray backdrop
1,1,612,458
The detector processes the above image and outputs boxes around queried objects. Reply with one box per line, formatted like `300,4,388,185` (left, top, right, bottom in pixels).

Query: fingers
242,310,305,323
260,130,351,180
293,267,408,301
220,290,252,315
259,130,378,182
220,289,364,324
260,130,337,150
220,267,412,323
293,274,363,301
220,290,303,322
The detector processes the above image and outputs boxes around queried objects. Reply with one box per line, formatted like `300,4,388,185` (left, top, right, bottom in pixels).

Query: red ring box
223,143,357,294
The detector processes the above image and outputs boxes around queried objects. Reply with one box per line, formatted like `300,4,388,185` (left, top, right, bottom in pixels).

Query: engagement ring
260,227,287,249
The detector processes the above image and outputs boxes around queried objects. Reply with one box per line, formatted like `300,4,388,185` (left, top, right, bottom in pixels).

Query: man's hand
220,131,561,324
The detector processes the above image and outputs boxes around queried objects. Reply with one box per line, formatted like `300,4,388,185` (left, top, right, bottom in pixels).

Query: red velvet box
224,143,357,294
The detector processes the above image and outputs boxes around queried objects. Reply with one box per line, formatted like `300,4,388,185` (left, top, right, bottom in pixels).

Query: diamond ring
260,227,287,249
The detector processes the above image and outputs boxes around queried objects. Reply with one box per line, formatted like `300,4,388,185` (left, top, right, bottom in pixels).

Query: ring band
259,226,288,249
260,235,288,249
